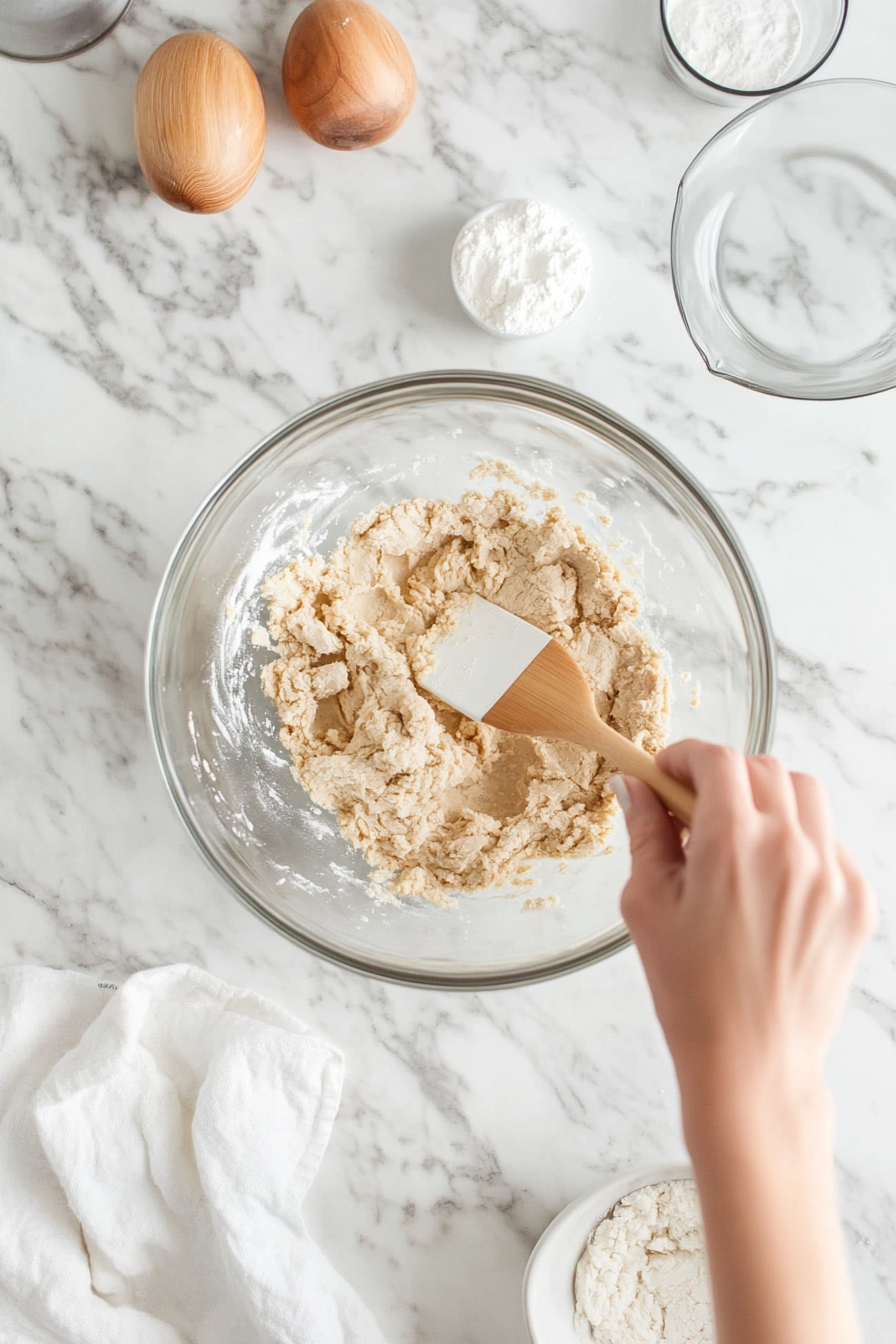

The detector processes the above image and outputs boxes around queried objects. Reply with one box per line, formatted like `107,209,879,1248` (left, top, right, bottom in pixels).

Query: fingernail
609,775,631,814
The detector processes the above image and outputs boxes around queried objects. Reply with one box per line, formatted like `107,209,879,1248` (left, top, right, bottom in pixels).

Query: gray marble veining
2,0,896,1341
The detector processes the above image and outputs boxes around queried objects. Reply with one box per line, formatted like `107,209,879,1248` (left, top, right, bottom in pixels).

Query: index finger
654,739,756,825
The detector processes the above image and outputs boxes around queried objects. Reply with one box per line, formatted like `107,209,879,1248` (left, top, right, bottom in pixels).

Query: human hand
615,742,876,1130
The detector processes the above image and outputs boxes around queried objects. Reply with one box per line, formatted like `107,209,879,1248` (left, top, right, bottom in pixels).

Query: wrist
677,1055,833,1164
678,1064,860,1344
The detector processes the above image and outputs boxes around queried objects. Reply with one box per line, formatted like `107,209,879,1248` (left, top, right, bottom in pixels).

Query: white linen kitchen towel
0,963,386,1344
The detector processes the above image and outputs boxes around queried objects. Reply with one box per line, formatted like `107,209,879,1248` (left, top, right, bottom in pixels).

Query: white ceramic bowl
523,1162,694,1343
450,200,592,338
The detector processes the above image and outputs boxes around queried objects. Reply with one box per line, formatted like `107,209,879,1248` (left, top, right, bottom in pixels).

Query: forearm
681,1076,861,1344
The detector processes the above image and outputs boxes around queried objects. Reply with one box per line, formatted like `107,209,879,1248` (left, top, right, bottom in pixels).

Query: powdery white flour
574,1180,715,1344
451,199,591,336
667,0,803,91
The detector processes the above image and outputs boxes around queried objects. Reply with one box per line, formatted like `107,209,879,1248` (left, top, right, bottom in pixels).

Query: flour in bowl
666,0,802,90
574,1179,714,1343
452,199,591,336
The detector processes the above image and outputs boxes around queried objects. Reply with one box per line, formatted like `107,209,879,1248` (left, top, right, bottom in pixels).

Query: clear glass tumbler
660,0,847,106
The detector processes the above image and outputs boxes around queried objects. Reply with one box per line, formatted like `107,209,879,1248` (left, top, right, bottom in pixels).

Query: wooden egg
282,0,416,151
134,32,266,213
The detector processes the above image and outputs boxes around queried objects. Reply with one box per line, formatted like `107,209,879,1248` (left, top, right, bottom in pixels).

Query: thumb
613,776,684,879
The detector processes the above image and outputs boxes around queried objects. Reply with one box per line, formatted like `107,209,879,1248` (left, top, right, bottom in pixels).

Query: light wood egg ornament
282,0,416,150
134,32,266,213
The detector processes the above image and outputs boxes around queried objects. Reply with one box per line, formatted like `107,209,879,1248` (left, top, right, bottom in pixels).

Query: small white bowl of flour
660,0,846,105
524,1164,715,1344
451,199,592,338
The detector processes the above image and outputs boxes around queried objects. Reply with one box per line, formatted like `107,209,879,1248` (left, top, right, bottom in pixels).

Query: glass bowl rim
0,0,133,63
670,77,896,402
659,0,848,100
145,369,777,991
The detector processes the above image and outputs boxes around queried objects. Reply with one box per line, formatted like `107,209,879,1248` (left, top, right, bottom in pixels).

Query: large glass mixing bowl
147,372,776,989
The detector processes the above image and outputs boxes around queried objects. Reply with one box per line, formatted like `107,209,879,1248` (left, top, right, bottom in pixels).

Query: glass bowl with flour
660,0,847,105
146,371,774,990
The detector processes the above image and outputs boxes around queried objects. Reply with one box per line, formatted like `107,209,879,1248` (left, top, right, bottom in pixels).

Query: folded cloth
0,964,386,1344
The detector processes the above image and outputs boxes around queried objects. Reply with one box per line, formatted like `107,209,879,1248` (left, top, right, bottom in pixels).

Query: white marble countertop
1,0,895,1339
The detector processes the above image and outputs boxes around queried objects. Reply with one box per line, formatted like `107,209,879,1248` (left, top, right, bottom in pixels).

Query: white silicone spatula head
417,595,695,824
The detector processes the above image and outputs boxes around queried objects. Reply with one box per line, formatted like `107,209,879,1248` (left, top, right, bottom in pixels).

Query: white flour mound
452,199,591,336
574,1179,715,1343
667,0,802,91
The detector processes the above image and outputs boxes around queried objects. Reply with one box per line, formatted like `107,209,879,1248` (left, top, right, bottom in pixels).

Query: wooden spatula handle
574,718,695,825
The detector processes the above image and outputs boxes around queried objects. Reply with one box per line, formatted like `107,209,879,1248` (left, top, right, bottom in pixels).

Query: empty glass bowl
0,0,132,61
660,0,847,105
672,80,896,400
146,372,775,990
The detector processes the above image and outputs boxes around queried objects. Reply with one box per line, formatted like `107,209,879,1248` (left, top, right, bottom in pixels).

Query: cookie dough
261,489,669,906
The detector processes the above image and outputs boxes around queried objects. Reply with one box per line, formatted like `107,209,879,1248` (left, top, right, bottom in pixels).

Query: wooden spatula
417,595,695,824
